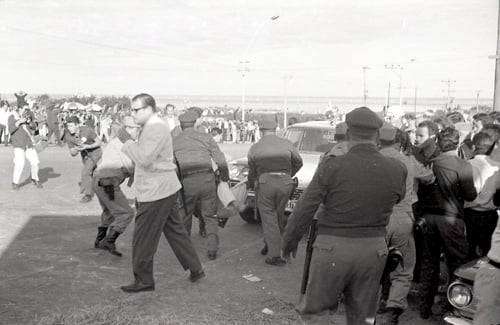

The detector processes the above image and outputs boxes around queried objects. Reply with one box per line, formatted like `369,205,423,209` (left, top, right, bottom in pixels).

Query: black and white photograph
0,0,499,324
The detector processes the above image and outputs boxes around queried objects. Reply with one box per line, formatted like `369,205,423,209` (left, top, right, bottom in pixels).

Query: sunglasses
131,105,149,112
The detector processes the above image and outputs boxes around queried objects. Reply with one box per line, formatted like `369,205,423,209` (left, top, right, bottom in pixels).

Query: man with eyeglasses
118,93,204,293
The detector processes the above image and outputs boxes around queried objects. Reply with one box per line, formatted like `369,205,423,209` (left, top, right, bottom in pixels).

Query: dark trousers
46,124,61,144
181,172,218,252
257,173,294,258
419,214,468,312
93,176,134,233
132,193,202,285
80,152,100,196
464,208,498,259
297,235,387,325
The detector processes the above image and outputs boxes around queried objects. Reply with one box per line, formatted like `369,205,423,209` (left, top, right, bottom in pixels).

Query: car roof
288,120,336,130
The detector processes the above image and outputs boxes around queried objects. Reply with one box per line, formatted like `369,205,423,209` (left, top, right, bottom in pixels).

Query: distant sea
2,93,493,114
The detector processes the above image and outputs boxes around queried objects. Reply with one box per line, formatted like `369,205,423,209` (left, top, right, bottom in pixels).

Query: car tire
240,207,261,224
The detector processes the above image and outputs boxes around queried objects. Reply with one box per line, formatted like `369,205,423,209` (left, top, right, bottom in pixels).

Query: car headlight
447,282,473,308
229,164,248,180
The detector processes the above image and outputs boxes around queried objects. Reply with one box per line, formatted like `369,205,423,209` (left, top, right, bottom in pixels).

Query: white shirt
0,108,9,125
465,154,500,211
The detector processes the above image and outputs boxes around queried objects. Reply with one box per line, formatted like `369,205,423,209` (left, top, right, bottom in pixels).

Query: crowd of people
1,90,499,324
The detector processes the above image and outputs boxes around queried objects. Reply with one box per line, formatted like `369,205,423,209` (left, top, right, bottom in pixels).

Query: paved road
0,143,444,324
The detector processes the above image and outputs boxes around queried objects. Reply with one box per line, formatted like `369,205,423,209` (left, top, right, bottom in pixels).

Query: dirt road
0,144,443,324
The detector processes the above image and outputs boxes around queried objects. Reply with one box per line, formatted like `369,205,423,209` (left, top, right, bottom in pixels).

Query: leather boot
98,229,122,257
387,307,403,325
94,227,108,248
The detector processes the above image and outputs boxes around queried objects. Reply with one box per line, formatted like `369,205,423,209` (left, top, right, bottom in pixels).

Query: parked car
443,257,486,325
229,120,337,223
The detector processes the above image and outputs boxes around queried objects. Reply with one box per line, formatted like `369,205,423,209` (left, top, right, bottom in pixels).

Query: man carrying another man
173,111,229,260
93,116,139,257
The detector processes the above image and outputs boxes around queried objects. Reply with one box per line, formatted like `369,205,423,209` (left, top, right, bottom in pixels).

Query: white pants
13,147,39,184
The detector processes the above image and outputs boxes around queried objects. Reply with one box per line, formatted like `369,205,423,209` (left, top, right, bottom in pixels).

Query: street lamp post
282,75,293,129
362,66,370,105
239,61,250,122
239,15,280,122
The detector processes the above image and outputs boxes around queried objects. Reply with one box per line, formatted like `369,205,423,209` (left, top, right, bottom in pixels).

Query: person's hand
282,241,298,263
117,126,132,143
76,144,88,151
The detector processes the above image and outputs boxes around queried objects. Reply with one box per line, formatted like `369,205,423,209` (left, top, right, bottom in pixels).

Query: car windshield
283,128,335,153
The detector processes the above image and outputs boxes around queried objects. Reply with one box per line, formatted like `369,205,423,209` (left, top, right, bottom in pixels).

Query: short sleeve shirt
65,126,98,148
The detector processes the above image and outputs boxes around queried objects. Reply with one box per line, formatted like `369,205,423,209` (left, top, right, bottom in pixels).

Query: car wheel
240,207,261,224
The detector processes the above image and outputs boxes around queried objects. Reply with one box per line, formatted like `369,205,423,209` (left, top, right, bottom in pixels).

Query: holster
98,177,119,201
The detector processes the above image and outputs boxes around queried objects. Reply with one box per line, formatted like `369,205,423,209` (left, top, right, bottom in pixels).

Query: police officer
248,120,303,266
173,111,229,260
282,107,407,325
93,116,139,257
378,123,434,324
329,122,348,156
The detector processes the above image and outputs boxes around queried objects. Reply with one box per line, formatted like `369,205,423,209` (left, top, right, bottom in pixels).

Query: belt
265,172,289,176
183,169,213,177
488,259,500,269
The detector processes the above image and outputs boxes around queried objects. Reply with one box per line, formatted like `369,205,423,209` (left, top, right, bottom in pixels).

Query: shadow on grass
18,167,61,187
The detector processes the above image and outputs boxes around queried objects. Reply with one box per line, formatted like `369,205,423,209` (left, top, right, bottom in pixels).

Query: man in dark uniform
248,120,303,265
93,116,139,257
282,107,407,324
64,116,103,203
173,111,229,260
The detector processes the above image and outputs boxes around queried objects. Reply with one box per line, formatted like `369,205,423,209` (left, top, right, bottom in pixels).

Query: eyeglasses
131,105,148,112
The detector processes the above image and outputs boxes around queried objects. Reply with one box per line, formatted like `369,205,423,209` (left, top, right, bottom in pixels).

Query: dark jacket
419,152,477,218
8,114,33,149
247,134,303,186
283,143,407,247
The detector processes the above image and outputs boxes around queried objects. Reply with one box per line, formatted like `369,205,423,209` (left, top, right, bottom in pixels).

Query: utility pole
281,75,293,129
441,79,456,111
385,64,403,107
491,2,500,111
476,90,481,113
362,66,370,105
239,61,250,122
414,87,418,116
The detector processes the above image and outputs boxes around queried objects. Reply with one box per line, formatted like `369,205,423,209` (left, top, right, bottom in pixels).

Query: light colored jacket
122,114,181,202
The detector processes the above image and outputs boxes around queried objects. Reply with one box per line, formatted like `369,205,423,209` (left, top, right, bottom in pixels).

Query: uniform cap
345,107,383,135
179,111,198,124
259,120,277,130
187,106,203,118
122,116,140,128
335,122,347,135
66,116,80,125
379,122,397,141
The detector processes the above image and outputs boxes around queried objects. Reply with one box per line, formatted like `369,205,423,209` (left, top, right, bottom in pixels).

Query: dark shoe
260,245,268,256
80,195,93,203
94,227,108,248
207,251,217,260
377,299,388,314
98,229,122,257
419,307,431,320
120,282,155,293
386,307,402,325
218,217,228,228
189,269,206,283
12,183,20,190
265,256,286,266
32,179,43,188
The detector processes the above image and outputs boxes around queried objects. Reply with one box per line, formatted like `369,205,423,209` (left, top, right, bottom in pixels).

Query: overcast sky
0,0,497,99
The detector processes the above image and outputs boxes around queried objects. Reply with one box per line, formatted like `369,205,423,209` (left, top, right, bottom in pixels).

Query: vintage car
443,257,487,325
229,120,337,223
